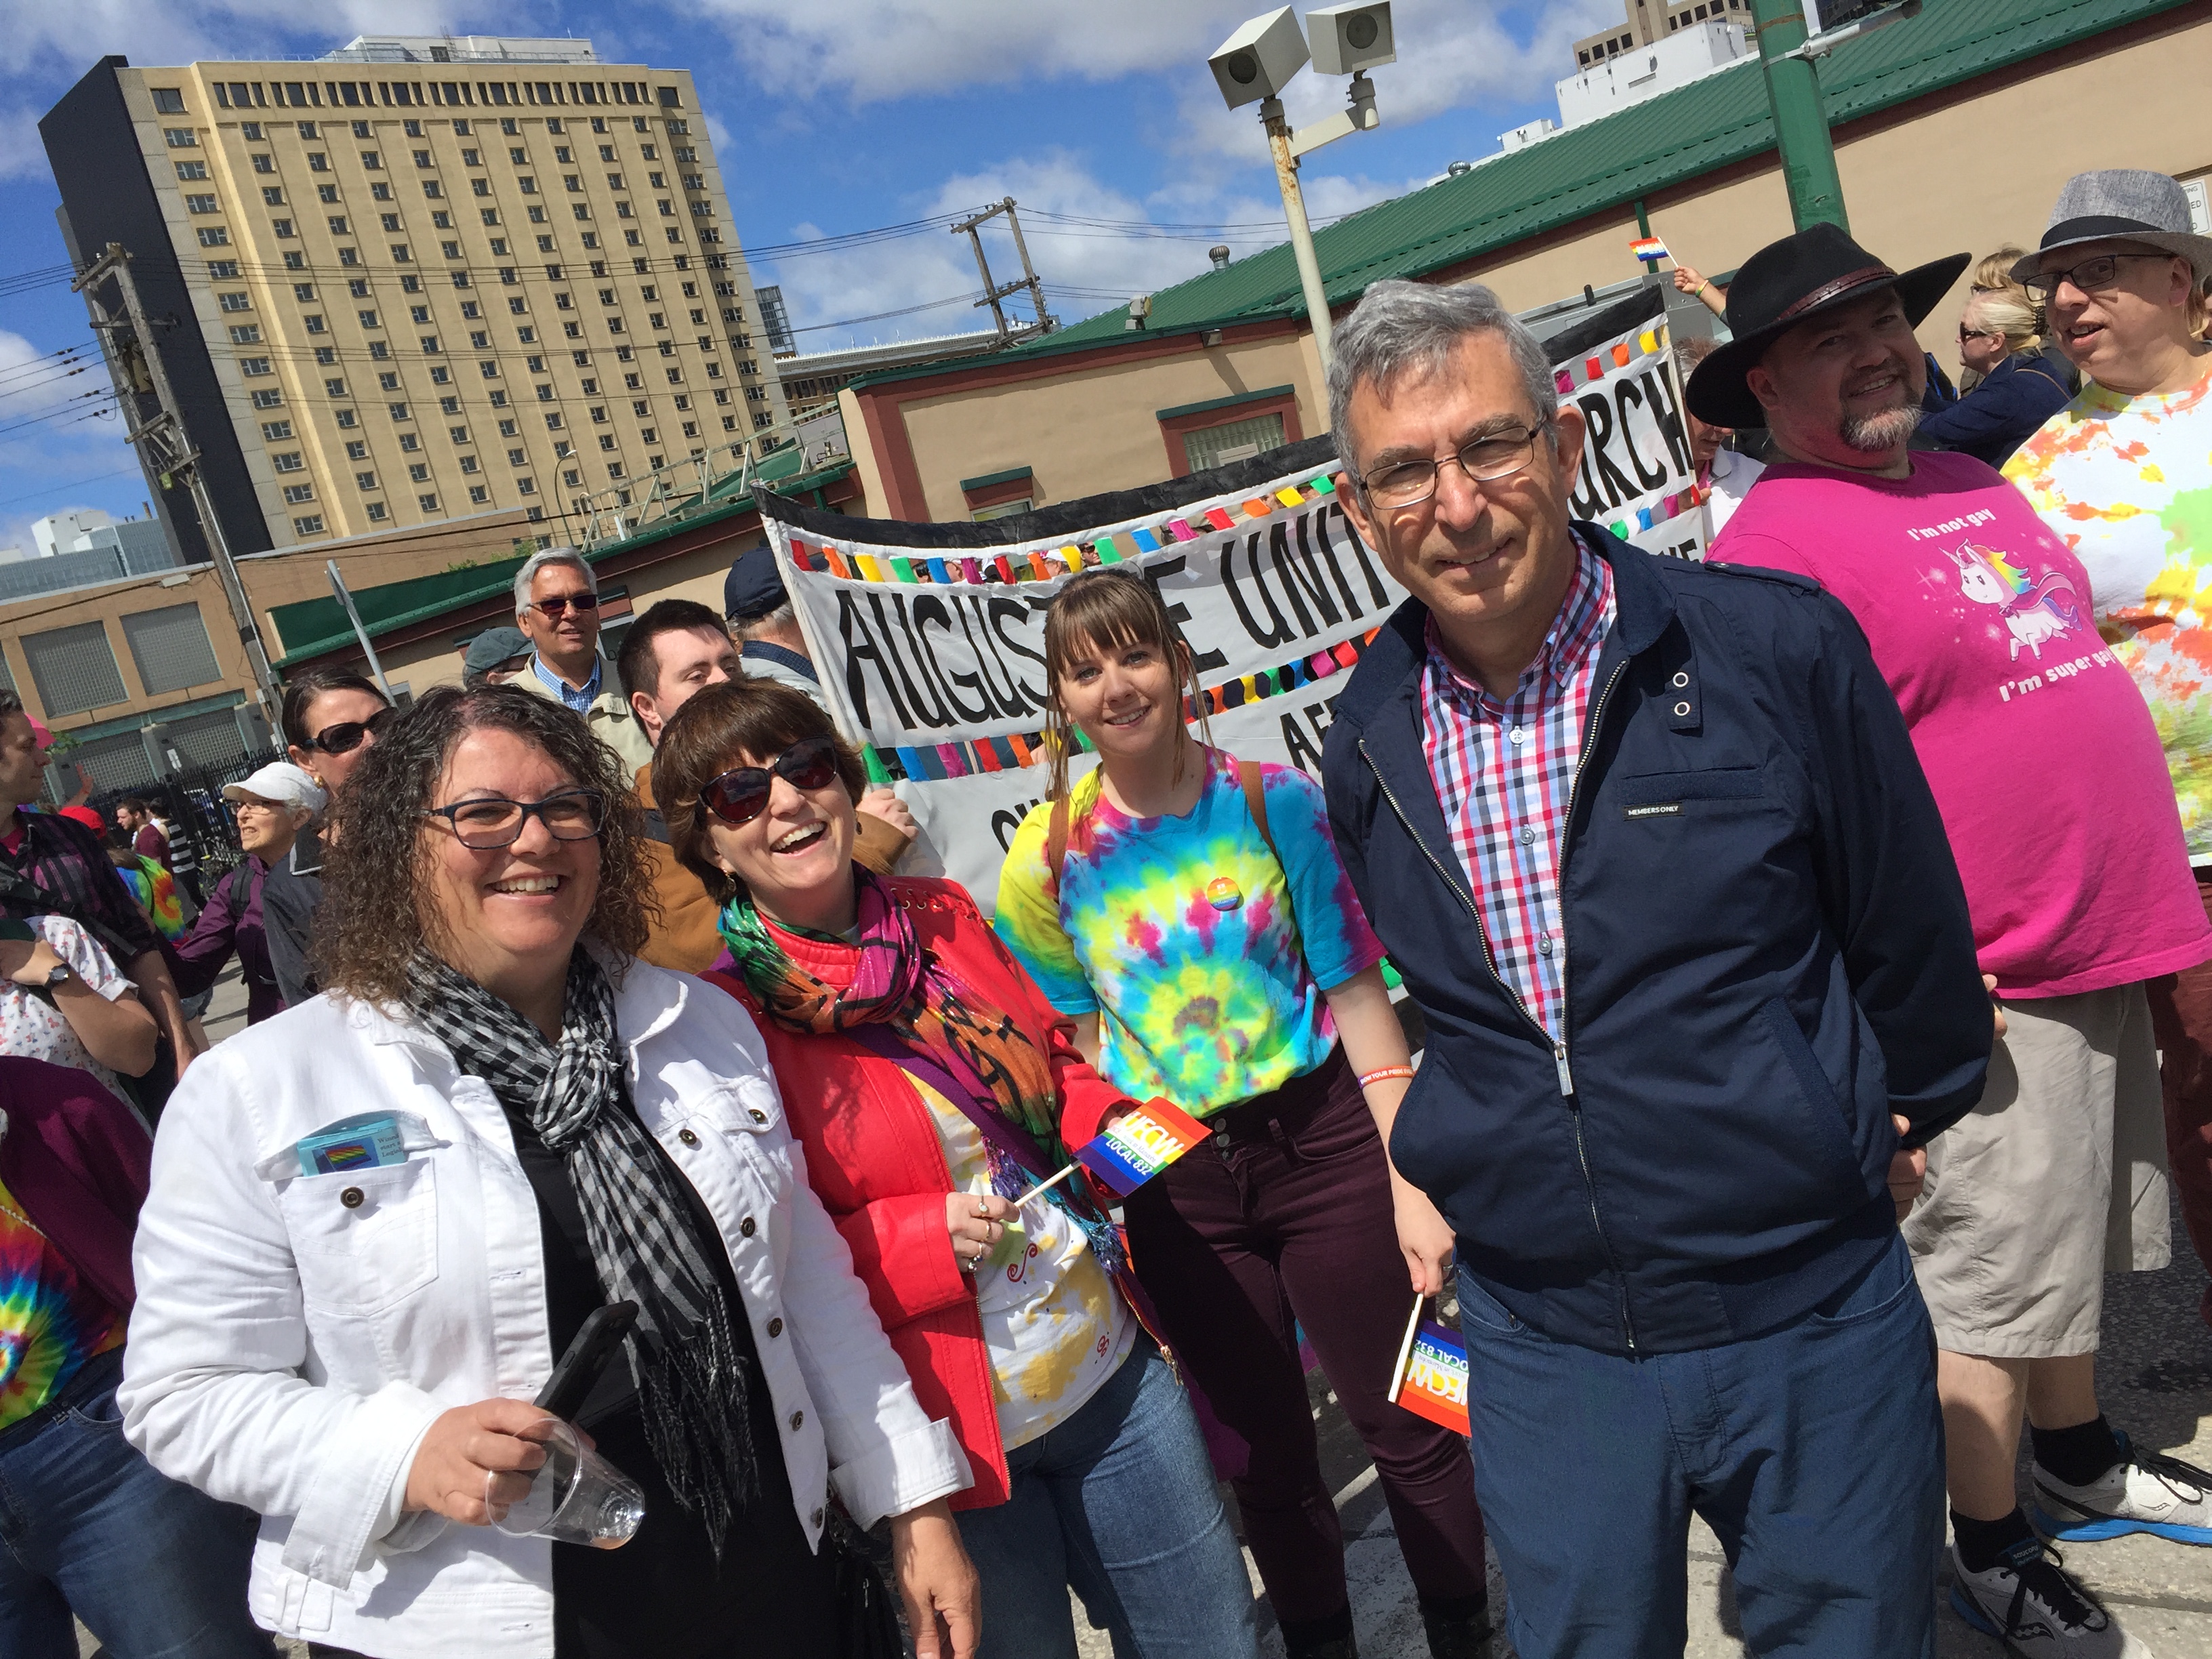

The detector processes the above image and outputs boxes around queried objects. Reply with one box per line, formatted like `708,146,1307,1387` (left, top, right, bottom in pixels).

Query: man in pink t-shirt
1695,223,2212,1656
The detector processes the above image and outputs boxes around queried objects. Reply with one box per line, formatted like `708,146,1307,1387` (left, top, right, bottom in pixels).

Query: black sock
1952,1507,2037,1574
2032,1414,2123,1487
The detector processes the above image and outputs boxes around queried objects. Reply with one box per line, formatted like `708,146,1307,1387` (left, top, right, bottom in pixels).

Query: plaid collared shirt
1420,537,1616,1040
0,809,161,966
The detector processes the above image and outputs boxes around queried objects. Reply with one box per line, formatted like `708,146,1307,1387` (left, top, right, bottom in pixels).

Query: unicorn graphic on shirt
1946,541,2085,661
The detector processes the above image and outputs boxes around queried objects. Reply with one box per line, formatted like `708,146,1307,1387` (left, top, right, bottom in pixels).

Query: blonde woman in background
1915,283,2076,467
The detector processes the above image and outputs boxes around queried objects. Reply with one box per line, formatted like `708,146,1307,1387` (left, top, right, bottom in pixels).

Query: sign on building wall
758,285,1699,912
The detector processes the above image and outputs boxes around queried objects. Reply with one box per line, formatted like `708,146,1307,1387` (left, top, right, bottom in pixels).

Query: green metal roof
850,0,2184,390
269,457,852,667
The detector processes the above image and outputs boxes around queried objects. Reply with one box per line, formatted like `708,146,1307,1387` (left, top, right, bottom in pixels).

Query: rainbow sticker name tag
1391,1319,1472,1434
1205,876,1242,912
295,1113,407,1177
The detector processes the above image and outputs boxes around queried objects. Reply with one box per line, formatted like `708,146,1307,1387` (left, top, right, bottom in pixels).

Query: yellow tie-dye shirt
2006,365,2212,859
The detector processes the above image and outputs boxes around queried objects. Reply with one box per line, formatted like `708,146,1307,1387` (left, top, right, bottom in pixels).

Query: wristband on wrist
1357,1065,1416,1089
1694,280,1708,295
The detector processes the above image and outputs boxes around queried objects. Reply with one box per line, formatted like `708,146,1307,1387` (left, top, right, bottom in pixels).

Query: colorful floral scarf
719,872,1125,1272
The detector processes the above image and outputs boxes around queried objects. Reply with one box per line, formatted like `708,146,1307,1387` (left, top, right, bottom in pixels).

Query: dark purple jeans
1121,1048,1487,1642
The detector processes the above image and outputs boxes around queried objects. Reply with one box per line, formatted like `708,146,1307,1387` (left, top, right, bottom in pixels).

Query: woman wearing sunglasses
993,571,1490,1659
264,669,393,1009
120,685,981,1659
653,679,1256,1659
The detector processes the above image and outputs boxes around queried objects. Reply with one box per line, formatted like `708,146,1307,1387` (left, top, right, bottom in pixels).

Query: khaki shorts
1904,982,2169,1359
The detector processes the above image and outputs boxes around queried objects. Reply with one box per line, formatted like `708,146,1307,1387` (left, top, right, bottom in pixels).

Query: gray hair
512,545,596,617
731,601,796,642
1327,280,1559,481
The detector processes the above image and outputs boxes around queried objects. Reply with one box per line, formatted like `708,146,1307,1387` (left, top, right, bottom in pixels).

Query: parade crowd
6,165,2212,1659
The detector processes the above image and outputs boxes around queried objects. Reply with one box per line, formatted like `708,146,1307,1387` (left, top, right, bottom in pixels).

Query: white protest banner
755,285,1700,910
758,434,1392,909
1546,283,1708,562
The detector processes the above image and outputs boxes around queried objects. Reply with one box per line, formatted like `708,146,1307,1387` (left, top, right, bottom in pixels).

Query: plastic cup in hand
485,1418,647,1550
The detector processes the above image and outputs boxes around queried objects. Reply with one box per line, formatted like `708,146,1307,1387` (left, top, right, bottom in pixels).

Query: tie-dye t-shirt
996,747,1384,1113
0,1170,125,1431
909,1073,1133,1450
2005,365,2212,861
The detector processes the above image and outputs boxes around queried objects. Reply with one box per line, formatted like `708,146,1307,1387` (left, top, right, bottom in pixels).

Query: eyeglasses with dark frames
699,736,843,828
1959,325,2005,342
424,788,607,850
305,706,395,756
529,592,600,619
2021,253,2171,300
1356,420,1555,510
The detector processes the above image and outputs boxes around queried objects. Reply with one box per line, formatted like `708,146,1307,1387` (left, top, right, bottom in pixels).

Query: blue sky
0,0,1615,555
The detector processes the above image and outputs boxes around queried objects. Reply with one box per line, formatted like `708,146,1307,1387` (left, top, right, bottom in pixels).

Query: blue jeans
955,1338,1257,1659
0,1351,272,1659
1457,1233,1944,1659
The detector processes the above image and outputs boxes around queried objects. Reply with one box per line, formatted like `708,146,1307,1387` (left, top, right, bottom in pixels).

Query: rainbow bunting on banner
1391,1318,1472,1433
1076,1099,1213,1197
1629,234,1669,262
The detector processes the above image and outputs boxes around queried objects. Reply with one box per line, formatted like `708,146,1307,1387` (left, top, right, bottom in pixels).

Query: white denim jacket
119,951,968,1658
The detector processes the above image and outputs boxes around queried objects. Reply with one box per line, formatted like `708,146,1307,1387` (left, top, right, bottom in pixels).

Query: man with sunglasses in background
1700,220,2212,1657
615,599,917,970
2005,173,2212,1368
1319,279,1990,1658
505,546,654,775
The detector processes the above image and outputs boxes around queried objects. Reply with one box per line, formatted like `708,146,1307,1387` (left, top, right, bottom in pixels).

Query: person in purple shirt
169,764,324,1027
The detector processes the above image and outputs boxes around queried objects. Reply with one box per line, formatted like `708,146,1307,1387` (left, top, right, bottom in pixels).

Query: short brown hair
1040,569,1211,802
314,684,653,1005
615,597,728,705
651,678,867,906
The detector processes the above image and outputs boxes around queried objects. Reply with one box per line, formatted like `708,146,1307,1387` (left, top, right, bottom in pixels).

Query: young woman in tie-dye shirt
994,571,1490,1659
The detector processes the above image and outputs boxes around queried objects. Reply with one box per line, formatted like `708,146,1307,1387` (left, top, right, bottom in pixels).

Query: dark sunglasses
700,736,842,827
305,706,394,756
530,592,600,619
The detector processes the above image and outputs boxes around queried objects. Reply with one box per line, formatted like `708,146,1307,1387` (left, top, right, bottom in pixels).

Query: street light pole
1260,97,1337,369
1748,0,1849,233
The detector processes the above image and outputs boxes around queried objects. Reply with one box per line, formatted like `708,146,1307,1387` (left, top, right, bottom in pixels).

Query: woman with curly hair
115,685,981,1659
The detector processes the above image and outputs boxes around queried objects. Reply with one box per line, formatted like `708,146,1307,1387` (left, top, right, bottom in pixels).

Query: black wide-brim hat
1684,222,1969,430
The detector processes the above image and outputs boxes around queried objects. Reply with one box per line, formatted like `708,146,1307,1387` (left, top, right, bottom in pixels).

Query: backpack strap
1044,794,1072,902
1237,760,1279,862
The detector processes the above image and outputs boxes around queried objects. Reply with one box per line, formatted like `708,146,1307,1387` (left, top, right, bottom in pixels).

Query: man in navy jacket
1319,279,1992,1658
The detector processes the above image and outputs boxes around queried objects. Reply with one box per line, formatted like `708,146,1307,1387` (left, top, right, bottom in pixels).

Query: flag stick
1013,1161,1082,1208
1385,1290,1427,1405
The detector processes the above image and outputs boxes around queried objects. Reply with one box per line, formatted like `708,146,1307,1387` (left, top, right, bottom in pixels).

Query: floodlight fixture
1208,7,1311,110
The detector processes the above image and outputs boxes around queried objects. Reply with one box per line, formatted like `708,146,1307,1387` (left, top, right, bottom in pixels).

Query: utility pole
951,199,1052,344
1748,0,1849,233
73,243,286,740
1261,97,1338,369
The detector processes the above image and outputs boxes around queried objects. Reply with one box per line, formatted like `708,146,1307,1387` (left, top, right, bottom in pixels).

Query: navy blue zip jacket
1914,348,2076,470
1321,529,1991,1357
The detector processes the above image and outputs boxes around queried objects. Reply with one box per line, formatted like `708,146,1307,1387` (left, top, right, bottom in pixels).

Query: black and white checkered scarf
405,947,759,1551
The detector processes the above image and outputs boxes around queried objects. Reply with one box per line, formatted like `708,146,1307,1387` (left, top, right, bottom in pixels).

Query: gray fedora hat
2011,169,2212,283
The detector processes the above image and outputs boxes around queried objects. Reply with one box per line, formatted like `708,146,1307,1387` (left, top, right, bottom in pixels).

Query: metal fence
88,747,285,885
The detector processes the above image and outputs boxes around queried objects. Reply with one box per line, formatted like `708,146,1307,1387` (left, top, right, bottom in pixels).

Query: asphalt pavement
86,965,2212,1658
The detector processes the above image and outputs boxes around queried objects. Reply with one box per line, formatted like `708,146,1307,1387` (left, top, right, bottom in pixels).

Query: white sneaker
1947,1538,2152,1657
2035,1433,2212,1546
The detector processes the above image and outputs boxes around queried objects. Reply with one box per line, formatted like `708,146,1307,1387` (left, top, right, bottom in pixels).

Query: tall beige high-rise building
42,37,794,563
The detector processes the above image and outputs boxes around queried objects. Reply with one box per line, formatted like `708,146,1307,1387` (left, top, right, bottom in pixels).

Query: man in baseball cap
461,626,533,689
1700,220,2212,1658
723,545,830,710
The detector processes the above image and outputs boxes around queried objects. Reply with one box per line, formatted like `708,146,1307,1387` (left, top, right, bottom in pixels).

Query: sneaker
2034,1432,2212,1545
1422,1596,1492,1659
1948,1538,2151,1657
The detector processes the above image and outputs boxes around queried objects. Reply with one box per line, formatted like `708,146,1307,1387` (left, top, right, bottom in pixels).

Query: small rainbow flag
1389,1316,1471,1434
1630,234,1669,263
1076,1099,1212,1197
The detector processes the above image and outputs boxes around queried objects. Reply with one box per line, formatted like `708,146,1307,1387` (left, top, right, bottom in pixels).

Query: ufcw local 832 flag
754,283,1700,913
